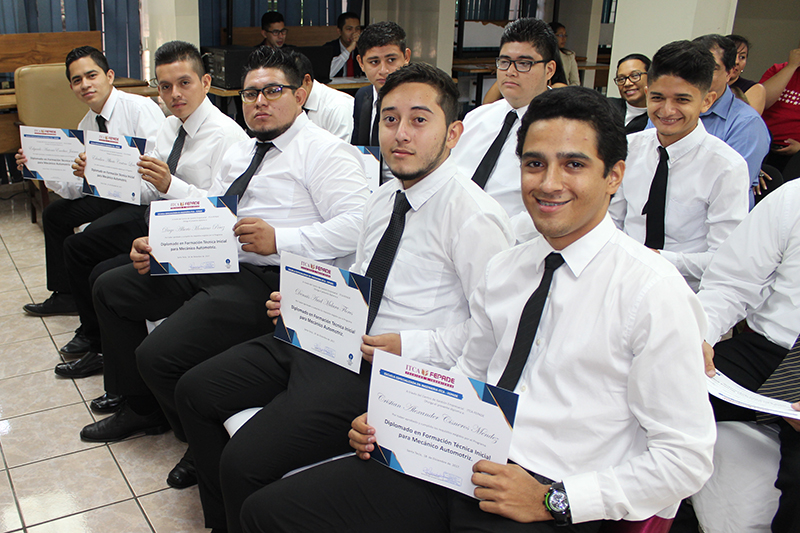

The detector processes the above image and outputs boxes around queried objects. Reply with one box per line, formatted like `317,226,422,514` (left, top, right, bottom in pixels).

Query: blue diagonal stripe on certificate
22,166,43,180
274,315,303,348
149,257,179,275
469,378,518,430
339,269,371,306
67,129,84,143
379,369,463,400
374,444,405,473
210,195,238,216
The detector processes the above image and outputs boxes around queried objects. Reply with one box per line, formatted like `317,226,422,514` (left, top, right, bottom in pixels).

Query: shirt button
521,385,528,392
535,338,542,346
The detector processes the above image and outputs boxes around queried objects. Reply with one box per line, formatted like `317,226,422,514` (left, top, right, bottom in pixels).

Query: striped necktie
757,334,800,423
166,126,187,175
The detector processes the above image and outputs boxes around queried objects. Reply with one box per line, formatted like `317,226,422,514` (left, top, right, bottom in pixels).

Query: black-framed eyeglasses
239,85,297,103
495,57,548,73
267,28,288,37
614,71,646,85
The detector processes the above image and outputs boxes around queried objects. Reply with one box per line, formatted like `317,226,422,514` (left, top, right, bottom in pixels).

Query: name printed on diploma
368,350,518,497
274,252,370,374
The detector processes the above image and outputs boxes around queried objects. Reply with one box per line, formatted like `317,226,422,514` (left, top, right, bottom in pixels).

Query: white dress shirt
450,98,538,242
608,121,749,290
698,180,800,349
329,39,350,79
305,80,354,142
48,87,165,199
141,97,249,204
624,102,647,126
351,158,514,338
417,215,715,523
204,112,370,266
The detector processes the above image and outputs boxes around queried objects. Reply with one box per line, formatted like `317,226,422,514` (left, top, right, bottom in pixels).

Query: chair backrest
783,152,800,183
598,516,674,533
15,63,88,129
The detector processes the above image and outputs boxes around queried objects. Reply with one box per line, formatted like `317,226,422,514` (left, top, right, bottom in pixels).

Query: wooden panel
221,26,339,48
0,113,20,154
0,31,102,73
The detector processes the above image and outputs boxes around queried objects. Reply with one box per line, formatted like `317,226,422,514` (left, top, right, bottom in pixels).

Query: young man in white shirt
80,48,371,496
173,63,514,533
609,40,749,291
19,46,164,319
53,41,248,388
451,18,557,242
240,86,715,533
291,51,354,141
692,179,800,533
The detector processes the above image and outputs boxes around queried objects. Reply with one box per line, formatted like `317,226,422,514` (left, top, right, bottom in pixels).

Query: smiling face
616,59,648,108
357,44,410,90
155,60,211,122
242,67,305,140
379,82,462,188
647,74,714,147
497,41,555,110
520,118,623,250
68,57,115,114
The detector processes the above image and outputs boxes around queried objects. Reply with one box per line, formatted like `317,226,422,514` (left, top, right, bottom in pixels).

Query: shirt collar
387,157,458,212
304,80,320,112
267,110,310,154
372,86,379,109
625,101,647,116
181,97,214,137
500,97,529,119
658,118,706,163
531,214,616,278
96,87,119,121
702,85,733,120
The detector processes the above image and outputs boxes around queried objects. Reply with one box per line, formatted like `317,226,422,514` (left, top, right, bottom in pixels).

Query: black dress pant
240,455,603,533
712,331,800,533
175,335,371,532
92,262,279,441
42,196,122,293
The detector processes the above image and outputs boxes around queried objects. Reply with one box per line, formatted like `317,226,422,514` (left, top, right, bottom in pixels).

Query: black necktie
643,146,669,249
166,126,187,176
96,115,108,133
364,190,412,333
757,335,800,424
471,110,517,189
224,142,273,199
370,105,380,146
497,252,565,391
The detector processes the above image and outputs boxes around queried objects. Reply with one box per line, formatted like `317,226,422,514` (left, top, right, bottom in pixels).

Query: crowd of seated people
14,12,800,533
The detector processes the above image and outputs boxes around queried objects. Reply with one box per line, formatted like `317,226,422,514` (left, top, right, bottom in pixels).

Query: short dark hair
261,11,285,31
727,34,751,52
378,63,460,125
65,46,110,81
516,87,627,176
500,18,559,64
242,46,303,89
154,40,206,80
290,51,314,82
693,34,736,72
616,53,651,71
357,21,406,58
648,40,715,93
337,11,360,30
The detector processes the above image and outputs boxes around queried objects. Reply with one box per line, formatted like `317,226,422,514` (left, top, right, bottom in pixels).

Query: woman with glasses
550,22,580,86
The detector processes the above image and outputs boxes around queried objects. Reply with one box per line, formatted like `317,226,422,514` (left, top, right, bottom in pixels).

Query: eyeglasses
267,28,288,37
495,58,548,73
614,71,646,86
239,85,297,103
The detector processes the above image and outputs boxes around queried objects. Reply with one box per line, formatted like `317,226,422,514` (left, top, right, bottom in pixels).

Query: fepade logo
404,364,456,389
171,200,201,210
99,134,120,143
33,128,58,136
300,261,332,279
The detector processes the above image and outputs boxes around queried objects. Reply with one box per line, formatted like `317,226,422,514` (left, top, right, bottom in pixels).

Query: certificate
19,126,84,185
368,350,518,497
83,131,149,205
148,196,240,275
708,370,800,420
356,145,382,193
274,252,371,373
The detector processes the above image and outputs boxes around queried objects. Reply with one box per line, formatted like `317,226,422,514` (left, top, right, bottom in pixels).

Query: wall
140,0,201,81
732,0,800,83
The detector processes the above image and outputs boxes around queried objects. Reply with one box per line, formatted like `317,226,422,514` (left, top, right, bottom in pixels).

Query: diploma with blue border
275,252,371,374
83,130,149,205
148,196,240,275
19,126,84,185
356,145,381,193
368,350,518,497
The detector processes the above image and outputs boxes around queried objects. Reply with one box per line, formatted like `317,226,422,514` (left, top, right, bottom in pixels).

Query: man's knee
174,366,215,417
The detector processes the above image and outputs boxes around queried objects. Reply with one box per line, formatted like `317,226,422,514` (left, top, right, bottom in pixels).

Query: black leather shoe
59,328,92,358
167,453,198,489
90,392,123,413
80,402,170,442
54,351,103,378
23,292,78,316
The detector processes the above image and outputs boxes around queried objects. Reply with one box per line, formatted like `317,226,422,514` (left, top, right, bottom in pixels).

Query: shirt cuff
274,226,302,256
400,330,432,364
164,175,191,199
562,471,605,524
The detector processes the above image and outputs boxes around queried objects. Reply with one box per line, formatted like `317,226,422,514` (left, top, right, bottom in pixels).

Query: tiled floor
0,183,207,532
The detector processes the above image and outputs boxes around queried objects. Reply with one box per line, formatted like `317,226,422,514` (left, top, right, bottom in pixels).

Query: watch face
549,490,569,513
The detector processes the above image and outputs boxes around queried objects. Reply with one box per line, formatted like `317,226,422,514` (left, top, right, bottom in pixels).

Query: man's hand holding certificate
274,252,371,373
148,196,240,275
19,126,84,185
367,350,518,497
83,131,149,204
